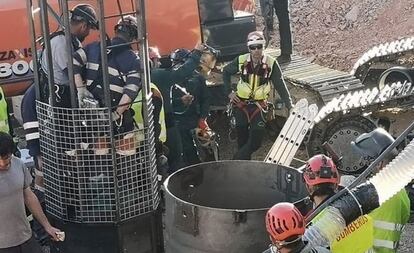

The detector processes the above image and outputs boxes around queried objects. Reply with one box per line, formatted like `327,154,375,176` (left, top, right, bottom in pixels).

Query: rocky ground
259,0,414,71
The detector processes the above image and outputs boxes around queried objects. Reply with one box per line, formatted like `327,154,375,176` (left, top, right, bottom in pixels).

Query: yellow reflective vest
0,87,9,134
331,215,374,253
312,207,374,253
367,190,410,253
236,53,275,100
132,83,166,142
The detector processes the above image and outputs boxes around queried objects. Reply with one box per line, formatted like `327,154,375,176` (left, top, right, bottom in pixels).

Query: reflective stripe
86,79,94,86
0,87,9,133
73,58,82,66
87,62,99,71
109,84,124,94
26,132,40,141
76,48,87,63
108,67,126,81
125,84,139,92
127,72,140,78
108,66,118,76
373,239,396,249
23,121,39,130
374,220,404,232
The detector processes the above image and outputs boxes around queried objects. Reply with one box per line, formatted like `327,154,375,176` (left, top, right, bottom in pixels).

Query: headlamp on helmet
247,31,266,47
303,154,339,186
115,15,138,40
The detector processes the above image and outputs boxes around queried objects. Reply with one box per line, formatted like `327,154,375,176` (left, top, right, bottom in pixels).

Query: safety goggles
249,44,263,50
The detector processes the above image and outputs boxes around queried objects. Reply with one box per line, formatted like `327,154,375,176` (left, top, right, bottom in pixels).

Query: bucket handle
233,210,247,224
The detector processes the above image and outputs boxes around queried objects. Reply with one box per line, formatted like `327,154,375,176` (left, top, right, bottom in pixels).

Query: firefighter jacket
21,85,40,157
367,189,410,253
151,50,202,128
73,37,141,108
132,83,166,142
0,87,9,133
222,53,293,109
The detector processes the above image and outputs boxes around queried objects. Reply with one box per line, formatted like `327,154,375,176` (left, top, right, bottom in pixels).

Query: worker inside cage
73,15,141,156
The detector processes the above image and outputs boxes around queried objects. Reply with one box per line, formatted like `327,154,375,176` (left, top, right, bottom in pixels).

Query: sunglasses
249,44,263,50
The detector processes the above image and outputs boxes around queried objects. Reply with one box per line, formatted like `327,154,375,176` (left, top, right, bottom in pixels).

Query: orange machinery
0,0,255,97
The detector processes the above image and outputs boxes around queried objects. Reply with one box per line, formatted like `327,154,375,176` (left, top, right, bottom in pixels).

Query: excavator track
266,49,365,104
350,37,414,84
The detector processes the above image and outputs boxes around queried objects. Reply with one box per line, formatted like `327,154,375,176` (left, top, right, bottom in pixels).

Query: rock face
256,0,414,71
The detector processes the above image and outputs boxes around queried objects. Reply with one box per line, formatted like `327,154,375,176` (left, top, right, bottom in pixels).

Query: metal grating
37,100,159,223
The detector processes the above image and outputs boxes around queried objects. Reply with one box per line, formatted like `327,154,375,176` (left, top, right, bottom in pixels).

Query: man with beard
40,4,98,107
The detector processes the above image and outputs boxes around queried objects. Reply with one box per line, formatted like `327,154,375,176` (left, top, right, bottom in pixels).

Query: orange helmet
265,203,305,243
303,154,339,186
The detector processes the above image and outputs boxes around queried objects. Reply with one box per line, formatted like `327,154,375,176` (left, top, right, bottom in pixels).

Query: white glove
112,111,121,121
77,87,94,107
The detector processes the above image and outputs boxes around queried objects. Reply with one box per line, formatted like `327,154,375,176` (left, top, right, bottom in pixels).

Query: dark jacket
172,71,210,129
21,84,40,157
151,50,202,128
73,37,141,107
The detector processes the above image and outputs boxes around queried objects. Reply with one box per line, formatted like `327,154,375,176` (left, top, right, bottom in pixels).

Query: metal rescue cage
26,0,159,223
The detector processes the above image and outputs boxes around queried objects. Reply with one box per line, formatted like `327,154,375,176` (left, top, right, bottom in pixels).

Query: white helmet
247,31,266,47
115,15,138,40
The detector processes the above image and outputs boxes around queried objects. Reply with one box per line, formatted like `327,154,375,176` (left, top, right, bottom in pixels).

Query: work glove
77,87,94,108
197,118,212,139
112,111,122,121
198,118,209,131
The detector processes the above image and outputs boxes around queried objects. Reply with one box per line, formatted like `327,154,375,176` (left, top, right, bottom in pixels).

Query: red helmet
266,203,305,243
303,154,339,186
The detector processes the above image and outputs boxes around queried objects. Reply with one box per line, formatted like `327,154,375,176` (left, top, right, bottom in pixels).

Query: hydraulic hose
306,120,414,223
369,138,414,205
304,138,414,247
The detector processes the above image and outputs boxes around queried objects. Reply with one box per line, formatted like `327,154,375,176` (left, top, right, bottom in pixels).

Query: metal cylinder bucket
163,160,308,253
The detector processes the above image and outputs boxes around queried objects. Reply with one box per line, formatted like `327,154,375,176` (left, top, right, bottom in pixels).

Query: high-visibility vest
132,83,166,142
367,190,410,253
311,208,374,253
331,215,374,253
0,87,9,134
236,53,275,100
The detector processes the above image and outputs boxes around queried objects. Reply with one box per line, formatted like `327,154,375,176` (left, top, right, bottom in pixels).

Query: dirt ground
262,0,414,71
